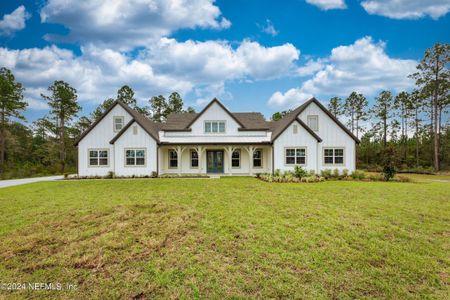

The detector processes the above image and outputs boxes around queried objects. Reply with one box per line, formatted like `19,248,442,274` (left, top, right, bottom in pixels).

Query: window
232,150,240,168
133,125,138,135
169,150,178,168
285,148,306,165
191,150,199,168
253,149,262,168
324,148,344,165
293,124,298,134
113,116,124,132
307,115,319,131
89,149,108,166
204,121,226,133
125,149,145,166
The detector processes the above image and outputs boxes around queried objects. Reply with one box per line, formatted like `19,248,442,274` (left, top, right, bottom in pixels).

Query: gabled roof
161,101,269,131
74,100,160,146
269,97,360,143
184,98,246,129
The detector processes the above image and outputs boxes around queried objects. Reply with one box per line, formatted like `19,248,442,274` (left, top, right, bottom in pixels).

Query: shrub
106,171,114,179
368,173,383,181
294,166,308,178
351,170,366,180
63,173,69,179
382,145,397,181
342,169,349,177
321,169,332,179
332,168,340,178
151,171,158,178
308,170,315,176
395,175,412,182
274,169,281,177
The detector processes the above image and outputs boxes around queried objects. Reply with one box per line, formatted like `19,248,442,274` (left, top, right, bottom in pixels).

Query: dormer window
307,115,319,131
204,121,226,133
113,116,124,132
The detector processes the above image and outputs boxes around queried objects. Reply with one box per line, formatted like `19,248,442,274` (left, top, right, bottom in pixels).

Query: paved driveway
0,175,64,189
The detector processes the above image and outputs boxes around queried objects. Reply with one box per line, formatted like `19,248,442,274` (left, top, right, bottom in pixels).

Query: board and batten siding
298,102,356,173
273,121,318,173
113,122,158,176
78,105,132,176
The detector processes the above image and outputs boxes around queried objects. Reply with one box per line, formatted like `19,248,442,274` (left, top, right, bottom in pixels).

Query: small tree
41,80,80,173
382,145,397,181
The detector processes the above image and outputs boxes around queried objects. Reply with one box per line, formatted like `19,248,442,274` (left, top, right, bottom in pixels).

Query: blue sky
0,0,449,122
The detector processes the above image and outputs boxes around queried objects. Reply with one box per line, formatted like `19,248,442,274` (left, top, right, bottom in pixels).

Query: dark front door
207,150,224,173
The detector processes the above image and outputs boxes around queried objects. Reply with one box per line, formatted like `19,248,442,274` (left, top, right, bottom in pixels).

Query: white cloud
268,36,417,109
0,39,300,110
0,5,30,36
40,0,231,50
259,19,279,36
361,0,450,20
305,0,346,10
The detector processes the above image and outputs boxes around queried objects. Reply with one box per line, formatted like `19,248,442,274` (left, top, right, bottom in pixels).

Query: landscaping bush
342,169,349,177
293,166,308,178
351,170,366,180
320,169,332,179
106,171,115,179
332,168,340,178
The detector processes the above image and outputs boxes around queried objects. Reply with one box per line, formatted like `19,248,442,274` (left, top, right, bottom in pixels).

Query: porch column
194,146,205,174
245,146,256,176
225,146,237,175
175,146,186,176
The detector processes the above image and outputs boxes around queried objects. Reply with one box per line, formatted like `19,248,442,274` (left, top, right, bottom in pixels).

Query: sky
0,0,449,122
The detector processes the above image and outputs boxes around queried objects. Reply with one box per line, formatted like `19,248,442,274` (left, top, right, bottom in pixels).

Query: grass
0,177,448,299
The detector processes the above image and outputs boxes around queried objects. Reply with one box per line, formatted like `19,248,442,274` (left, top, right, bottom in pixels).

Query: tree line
0,73,194,179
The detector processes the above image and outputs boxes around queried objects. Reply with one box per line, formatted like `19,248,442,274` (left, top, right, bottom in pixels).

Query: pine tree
371,90,393,147
328,96,343,118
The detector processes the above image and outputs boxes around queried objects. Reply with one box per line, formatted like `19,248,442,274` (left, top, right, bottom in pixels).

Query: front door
207,150,224,173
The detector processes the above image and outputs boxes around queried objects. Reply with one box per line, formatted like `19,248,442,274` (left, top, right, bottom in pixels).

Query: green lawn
0,177,449,299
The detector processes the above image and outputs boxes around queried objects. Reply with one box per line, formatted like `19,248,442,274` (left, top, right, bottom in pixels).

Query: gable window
89,149,108,166
191,150,199,168
285,148,306,165
307,115,319,131
169,150,178,168
204,121,226,133
232,150,240,168
133,125,138,135
125,149,145,166
113,116,124,132
293,124,298,134
324,148,344,165
253,149,262,168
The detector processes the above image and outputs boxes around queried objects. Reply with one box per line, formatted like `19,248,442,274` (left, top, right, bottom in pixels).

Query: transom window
307,115,319,131
113,116,124,132
169,150,178,168
232,150,240,168
253,149,262,168
125,149,145,166
204,121,226,133
285,148,306,165
324,148,344,165
191,150,199,168
89,149,108,166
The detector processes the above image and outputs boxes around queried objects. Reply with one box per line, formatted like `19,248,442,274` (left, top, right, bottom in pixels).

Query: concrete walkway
0,175,64,189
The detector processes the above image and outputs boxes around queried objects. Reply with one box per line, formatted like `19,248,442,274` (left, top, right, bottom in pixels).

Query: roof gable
270,97,360,143
184,98,245,129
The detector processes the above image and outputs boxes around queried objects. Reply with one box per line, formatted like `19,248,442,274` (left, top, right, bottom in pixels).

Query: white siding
113,123,158,176
78,105,132,176
273,121,318,173
298,102,356,173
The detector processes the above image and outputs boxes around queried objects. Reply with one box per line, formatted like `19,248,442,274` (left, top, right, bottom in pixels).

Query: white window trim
252,148,263,168
124,148,147,167
190,150,199,169
113,116,125,132
307,115,319,132
231,149,241,168
323,147,345,166
88,148,109,167
168,149,178,169
284,147,307,166
204,120,226,134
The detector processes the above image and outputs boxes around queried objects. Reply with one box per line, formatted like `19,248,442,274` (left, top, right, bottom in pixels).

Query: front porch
158,145,272,176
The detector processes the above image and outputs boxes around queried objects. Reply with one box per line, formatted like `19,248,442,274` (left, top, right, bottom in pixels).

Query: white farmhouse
75,97,359,176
